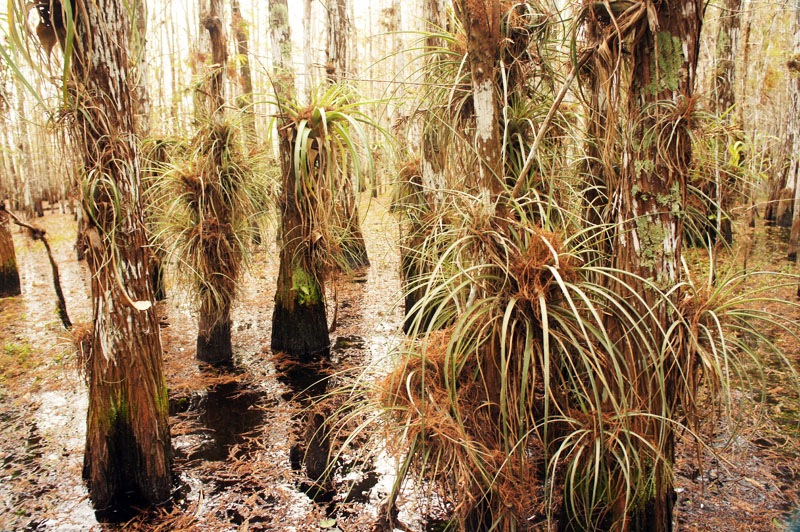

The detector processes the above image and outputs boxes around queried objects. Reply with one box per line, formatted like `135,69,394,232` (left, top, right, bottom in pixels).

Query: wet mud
1,203,800,531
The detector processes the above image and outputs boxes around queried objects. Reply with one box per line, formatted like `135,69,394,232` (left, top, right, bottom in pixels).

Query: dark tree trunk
342,199,370,270
270,0,330,358
0,209,21,298
150,253,166,301
776,187,794,228
56,0,172,516
583,1,702,530
192,0,236,365
197,306,233,365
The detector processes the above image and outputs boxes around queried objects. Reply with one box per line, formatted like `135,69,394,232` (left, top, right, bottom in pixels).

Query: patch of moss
635,216,667,272
634,159,655,179
108,397,129,427
291,266,322,306
157,376,169,414
646,31,684,95
656,181,682,215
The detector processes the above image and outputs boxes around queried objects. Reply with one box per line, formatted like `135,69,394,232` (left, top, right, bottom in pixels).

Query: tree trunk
169,15,181,127
192,0,237,365
270,0,330,357
133,0,151,135
197,302,233,364
197,0,227,118
232,0,256,144
714,0,741,117
325,0,348,82
402,0,447,331
60,0,171,516
324,0,369,270
454,0,503,202
787,7,800,258
15,83,33,217
133,0,166,304
712,0,742,245
0,209,21,298
303,0,314,101
583,2,702,530
620,9,702,532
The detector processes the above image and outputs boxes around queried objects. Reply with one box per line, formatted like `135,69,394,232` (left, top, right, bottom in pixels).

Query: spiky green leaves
271,83,378,274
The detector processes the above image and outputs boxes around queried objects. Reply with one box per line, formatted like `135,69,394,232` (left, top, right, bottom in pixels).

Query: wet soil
1,201,799,531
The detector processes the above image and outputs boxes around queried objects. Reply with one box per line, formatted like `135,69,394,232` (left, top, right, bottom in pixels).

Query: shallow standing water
1,203,799,531
0,197,405,531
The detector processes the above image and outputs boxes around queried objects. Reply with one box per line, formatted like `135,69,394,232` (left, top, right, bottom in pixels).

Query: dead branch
3,206,72,329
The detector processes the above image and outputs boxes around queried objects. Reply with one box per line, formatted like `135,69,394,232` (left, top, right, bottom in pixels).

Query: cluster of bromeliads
5,0,792,531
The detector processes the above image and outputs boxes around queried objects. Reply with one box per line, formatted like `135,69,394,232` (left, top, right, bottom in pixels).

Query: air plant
365,186,799,531
348,2,800,531
151,116,270,365
270,82,381,356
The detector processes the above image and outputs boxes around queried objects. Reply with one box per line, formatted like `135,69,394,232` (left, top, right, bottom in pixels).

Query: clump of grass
366,187,800,531
150,115,270,362
271,82,379,278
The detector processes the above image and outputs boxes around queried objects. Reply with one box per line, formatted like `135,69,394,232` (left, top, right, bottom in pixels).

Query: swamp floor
0,197,799,531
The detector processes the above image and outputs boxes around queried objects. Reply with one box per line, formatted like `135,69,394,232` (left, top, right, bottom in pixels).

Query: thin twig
511,64,581,199
3,206,72,329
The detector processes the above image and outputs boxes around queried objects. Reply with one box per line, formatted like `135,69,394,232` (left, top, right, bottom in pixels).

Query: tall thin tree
712,0,743,244
232,0,256,143
38,0,172,514
326,0,370,269
270,0,330,356
583,2,703,529
786,5,800,259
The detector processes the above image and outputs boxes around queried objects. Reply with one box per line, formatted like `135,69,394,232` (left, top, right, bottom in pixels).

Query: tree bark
133,0,151,135
303,0,314,101
712,0,742,245
0,208,21,298
190,0,238,365
15,83,34,217
64,0,171,516
454,0,503,202
325,0,348,82
620,9,702,532
232,0,256,144
197,0,227,118
402,0,448,331
325,0,369,270
270,0,330,357
714,0,741,118
583,2,702,530
787,7,800,258
133,0,167,304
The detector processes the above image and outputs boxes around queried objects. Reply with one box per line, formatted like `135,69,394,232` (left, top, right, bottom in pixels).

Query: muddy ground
1,198,799,531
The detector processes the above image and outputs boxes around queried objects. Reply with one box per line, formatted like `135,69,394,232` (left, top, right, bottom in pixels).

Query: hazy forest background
1,0,800,531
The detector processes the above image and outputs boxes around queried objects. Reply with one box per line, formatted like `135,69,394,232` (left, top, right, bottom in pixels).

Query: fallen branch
3,206,72,329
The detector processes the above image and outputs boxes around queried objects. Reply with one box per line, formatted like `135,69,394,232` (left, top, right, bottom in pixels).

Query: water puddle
172,379,268,462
